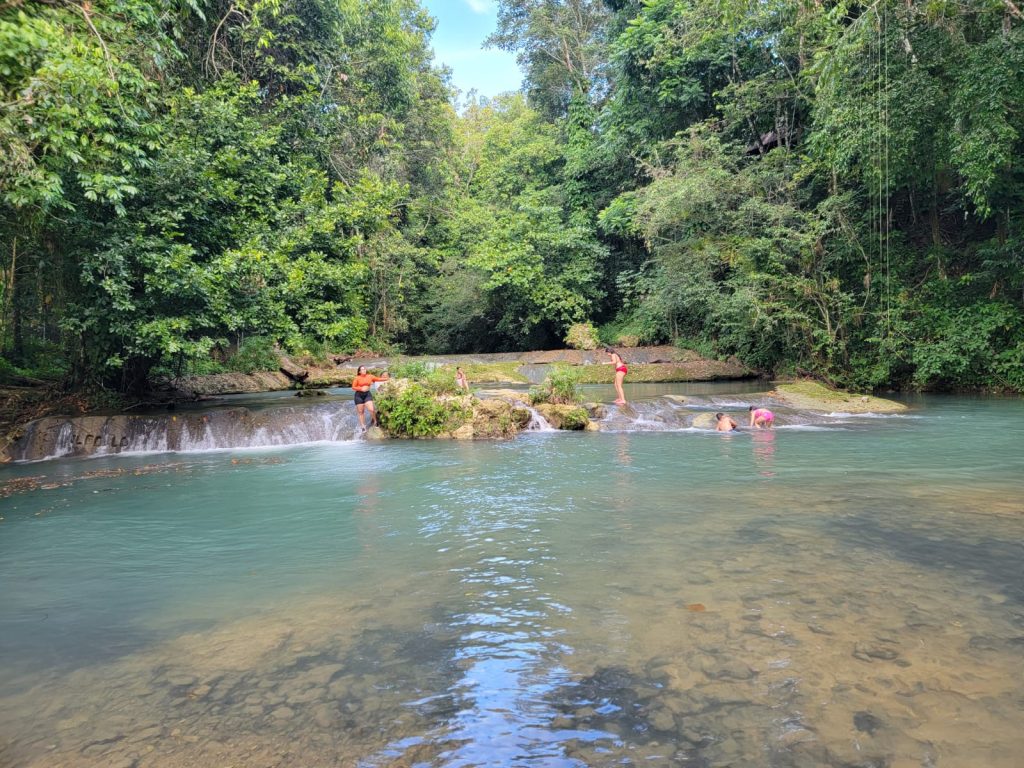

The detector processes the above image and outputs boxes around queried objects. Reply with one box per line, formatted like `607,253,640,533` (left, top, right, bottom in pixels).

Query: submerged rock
853,711,884,735
363,426,387,441
690,412,718,430
852,642,900,662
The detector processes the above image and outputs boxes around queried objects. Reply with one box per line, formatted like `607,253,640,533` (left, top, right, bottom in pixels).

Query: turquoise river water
1,383,1023,767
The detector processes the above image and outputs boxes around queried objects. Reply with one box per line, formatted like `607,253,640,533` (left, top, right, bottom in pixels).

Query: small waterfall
524,406,556,432
53,422,77,455
9,402,363,462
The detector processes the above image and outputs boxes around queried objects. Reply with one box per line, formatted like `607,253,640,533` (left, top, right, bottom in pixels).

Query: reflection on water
753,429,777,477
0,396,1023,767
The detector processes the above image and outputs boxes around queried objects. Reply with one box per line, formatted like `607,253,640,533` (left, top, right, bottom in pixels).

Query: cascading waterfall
523,406,557,432
10,402,363,462
7,390,907,463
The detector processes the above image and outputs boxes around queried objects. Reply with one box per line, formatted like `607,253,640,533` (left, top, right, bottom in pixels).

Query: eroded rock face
455,398,531,439
172,371,294,396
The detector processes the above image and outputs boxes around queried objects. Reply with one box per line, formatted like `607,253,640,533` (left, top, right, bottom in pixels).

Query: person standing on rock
351,366,389,430
605,348,628,405
455,367,470,392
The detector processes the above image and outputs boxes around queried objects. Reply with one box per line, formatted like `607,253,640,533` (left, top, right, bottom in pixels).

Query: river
1,384,1022,767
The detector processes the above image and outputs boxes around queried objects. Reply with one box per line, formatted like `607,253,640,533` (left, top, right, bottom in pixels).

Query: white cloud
464,0,494,13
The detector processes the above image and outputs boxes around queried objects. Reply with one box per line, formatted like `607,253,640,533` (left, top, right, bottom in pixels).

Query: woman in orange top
351,365,389,430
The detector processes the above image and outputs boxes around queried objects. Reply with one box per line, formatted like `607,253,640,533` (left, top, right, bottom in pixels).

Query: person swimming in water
749,406,775,429
351,365,389,430
605,348,627,405
715,413,738,432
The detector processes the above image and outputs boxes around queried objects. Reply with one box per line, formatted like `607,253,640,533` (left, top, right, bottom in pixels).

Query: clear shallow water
1,394,1023,767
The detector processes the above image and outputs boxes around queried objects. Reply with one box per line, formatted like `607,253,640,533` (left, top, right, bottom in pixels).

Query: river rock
312,704,337,728
450,423,475,439
650,706,676,732
701,660,757,681
853,643,900,662
534,404,589,430
691,412,718,430
363,426,387,440
778,727,816,747
853,711,883,735
303,665,343,687
278,355,309,383
470,398,530,438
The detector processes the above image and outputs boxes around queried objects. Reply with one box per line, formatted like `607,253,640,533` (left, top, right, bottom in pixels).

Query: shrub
597,319,642,348
529,365,581,405
387,361,461,395
376,381,470,438
423,367,460,395
185,357,228,376
564,322,600,350
286,334,340,366
0,340,69,382
225,336,279,374
389,360,430,380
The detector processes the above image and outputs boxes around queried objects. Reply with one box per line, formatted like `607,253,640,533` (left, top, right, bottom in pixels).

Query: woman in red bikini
605,348,628,405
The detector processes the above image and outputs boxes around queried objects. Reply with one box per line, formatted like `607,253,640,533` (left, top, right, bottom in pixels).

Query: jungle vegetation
2,0,1022,392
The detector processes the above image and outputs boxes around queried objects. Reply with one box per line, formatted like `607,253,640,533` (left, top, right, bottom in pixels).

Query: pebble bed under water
0,390,1022,767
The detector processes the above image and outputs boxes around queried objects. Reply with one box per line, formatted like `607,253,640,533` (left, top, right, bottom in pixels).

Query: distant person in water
351,365,389,430
749,406,775,429
715,412,738,432
605,348,627,405
455,366,469,392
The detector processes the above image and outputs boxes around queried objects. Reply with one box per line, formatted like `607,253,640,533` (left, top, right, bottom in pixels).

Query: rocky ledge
771,380,907,413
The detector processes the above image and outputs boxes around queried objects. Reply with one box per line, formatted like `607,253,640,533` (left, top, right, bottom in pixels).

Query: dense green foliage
2,0,1022,392
375,380,469,437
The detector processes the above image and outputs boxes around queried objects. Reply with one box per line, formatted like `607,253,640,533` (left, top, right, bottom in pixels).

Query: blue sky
420,0,524,98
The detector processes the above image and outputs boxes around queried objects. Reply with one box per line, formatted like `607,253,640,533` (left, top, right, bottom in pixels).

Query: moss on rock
468,398,532,438
773,379,907,413
535,403,590,430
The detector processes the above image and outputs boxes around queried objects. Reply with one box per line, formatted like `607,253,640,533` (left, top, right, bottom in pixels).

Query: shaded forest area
2,0,1022,394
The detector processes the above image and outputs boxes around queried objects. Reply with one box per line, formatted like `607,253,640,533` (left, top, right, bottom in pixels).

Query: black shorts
354,390,373,405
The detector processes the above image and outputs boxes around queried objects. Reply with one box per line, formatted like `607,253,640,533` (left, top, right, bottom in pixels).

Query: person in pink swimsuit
749,406,775,428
